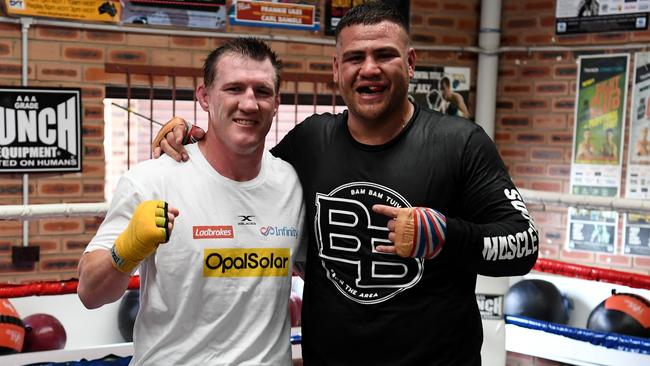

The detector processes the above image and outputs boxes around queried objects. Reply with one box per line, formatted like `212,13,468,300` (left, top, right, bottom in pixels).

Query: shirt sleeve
85,175,144,253
445,127,539,276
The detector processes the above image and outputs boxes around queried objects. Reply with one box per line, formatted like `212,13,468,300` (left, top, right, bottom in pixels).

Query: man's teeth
234,119,256,125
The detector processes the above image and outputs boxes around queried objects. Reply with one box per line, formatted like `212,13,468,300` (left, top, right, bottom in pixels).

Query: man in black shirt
153,2,539,365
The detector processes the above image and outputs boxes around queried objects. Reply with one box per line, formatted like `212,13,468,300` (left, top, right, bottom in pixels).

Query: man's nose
239,88,259,111
359,56,381,77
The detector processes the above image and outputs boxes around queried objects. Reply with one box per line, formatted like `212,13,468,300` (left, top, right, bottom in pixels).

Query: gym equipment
587,290,650,338
0,299,24,354
22,313,66,352
504,279,571,324
118,290,140,342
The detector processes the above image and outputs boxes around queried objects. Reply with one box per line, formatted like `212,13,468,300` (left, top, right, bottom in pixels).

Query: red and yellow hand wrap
394,207,446,259
152,117,200,148
111,200,170,273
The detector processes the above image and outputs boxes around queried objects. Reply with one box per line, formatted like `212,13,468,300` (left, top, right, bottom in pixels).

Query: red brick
0,62,23,76
37,63,81,82
0,260,35,275
500,115,530,127
81,86,105,100
82,124,104,138
0,40,11,57
549,132,573,145
497,100,516,110
524,1,555,10
596,254,632,268
63,46,104,62
633,257,650,270
84,66,125,83
535,82,568,95
29,238,60,253
39,219,84,235
0,221,22,237
547,164,571,177
503,51,531,61
592,33,629,44
442,2,471,11
84,217,105,232
503,84,532,93
499,148,529,160
531,180,563,192
411,33,437,43
108,49,148,64
457,18,477,31
539,244,559,259
556,34,590,45
516,132,545,143
524,34,553,44
554,65,577,78
521,66,551,78
560,249,595,262
506,18,537,29
533,114,567,130
412,0,440,10
514,163,546,176
500,35,519,46
38,181,82,196
170,36,209,48
0,240,12,254
84,143,105,159
85,31,125,43
531,147,564,161
84,105,104,120
63,236,92,252
552,98,575,111
495,132,513,143
40,256,79,272
36,27,80,41
539,16,556,28
499,67,517,78
427,17,455,27
410,14,424,26
519,99,549,110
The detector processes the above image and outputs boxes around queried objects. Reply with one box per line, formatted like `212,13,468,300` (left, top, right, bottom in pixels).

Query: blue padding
505,315,650,355
24,355,132,366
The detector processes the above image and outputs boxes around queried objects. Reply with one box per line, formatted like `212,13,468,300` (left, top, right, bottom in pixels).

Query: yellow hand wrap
111,200,170,273
394,207,447,259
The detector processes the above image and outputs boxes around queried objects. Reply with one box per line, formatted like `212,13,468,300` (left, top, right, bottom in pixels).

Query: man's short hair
203,37,282,91
334,1,409,41
440,77,451,89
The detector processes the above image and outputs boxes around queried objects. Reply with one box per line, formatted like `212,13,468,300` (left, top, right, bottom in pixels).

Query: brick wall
0,1,480,281
499,0,650,276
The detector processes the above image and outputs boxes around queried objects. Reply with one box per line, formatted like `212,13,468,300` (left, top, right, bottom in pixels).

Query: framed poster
555,0,649,34
121,0,227,29
229,1,319,31
0,87,82,173
2,0,121,22
408,66,471,119
567,54,629,254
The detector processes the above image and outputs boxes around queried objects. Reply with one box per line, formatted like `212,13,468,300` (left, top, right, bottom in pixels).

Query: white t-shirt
86,144,305,365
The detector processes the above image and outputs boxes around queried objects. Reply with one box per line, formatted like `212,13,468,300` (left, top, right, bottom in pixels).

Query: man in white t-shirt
77,38,305,365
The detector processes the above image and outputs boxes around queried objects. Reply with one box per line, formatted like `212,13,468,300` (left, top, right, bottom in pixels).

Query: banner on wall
121,0,227,29
0,87,82,173
324,0,409,36
2,0,121,22
408,66,471,119
623,52,650,257
555,0,649,34
229,1,319,31
567,54,629,254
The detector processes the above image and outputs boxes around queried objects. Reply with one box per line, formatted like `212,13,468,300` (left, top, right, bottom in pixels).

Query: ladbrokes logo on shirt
203,248,290,277
193,226,234,239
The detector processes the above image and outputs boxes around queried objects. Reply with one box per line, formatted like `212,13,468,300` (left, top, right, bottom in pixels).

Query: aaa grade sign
0,87,82,173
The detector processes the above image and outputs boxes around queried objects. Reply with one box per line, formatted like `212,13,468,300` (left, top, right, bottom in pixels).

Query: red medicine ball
0,299,25,354
22,313,67,352
587,290,650,338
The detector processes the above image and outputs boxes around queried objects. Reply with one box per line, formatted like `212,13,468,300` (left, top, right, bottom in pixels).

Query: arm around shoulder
77,249,131,309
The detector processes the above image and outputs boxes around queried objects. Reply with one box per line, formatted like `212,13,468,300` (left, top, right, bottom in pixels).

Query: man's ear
196,84,209,112
407,48,416,79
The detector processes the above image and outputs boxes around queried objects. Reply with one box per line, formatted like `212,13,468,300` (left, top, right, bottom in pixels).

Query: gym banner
408,66,471,119
0,87,82,173
229,1,319,31
623,52,650,257
2,0,121,22
567,54,629,254
324,0,409,35
555,0,649,35
121,0,227,29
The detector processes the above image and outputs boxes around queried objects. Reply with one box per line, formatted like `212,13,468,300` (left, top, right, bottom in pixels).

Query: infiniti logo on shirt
260,226,299,238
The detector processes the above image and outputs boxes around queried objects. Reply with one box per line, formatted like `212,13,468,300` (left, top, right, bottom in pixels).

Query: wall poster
555,0,649,34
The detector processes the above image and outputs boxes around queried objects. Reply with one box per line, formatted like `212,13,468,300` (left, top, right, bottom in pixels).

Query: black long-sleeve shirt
271,103,538,366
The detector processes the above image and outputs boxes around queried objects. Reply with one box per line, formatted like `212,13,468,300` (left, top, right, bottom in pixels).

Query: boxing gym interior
1,1,650,365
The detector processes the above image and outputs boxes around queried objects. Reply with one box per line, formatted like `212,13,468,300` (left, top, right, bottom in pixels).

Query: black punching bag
117,290,140,342
504,279,571,324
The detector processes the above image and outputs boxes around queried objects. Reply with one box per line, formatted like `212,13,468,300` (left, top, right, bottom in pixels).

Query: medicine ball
22,313,66,352
0,299,24,354
118,290,140,342
504,279,571,324
587,290,650,338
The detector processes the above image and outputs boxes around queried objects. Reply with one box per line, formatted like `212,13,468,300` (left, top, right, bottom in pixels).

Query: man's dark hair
334,1,408,41
440,77,451,89
203,37,282,91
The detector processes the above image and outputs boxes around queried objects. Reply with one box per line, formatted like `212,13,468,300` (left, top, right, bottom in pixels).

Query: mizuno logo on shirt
193,226,234,239
203,248,290,277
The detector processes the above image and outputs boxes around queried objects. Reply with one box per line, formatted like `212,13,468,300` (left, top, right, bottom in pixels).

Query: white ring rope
0,189,648,220
519,189,650,215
